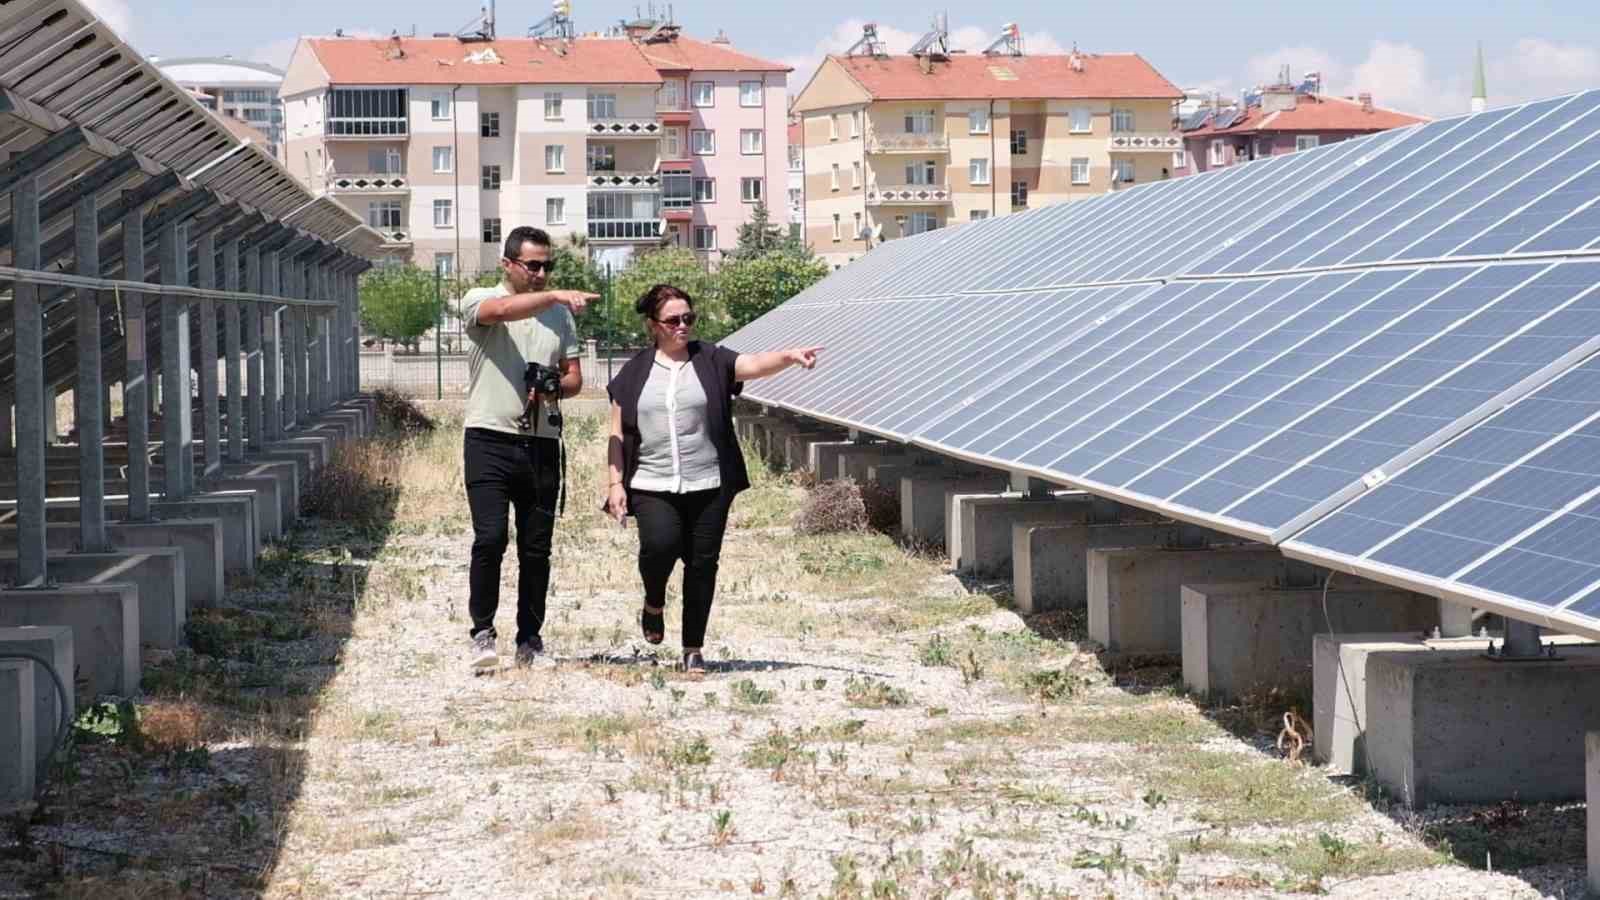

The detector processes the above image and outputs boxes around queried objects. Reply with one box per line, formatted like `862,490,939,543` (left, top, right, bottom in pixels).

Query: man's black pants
465,427,559,646
631,488,733,649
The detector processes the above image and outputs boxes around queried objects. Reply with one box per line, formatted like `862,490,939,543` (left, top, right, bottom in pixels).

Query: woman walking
605,284,821,674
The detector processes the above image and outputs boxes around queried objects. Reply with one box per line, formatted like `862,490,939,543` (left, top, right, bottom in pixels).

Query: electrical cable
0,651,73,801
1319,571,1368,758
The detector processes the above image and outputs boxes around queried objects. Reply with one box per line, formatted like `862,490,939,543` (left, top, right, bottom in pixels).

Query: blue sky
91,0,1600,116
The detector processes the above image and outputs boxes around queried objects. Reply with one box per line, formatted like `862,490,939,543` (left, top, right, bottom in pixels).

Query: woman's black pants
631,488,733,648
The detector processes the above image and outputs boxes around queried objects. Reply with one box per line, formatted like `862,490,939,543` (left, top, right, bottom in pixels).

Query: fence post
434,265,443,401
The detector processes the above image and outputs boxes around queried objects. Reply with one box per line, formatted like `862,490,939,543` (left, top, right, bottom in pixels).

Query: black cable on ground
0,650,73,801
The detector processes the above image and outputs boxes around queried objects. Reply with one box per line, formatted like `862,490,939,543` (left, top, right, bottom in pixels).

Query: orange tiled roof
638,36,790,73
305,37,664,85
1185,94,1428,137
831,52,1182,101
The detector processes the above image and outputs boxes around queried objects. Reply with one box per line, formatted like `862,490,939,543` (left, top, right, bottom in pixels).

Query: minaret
1471,42,1487,114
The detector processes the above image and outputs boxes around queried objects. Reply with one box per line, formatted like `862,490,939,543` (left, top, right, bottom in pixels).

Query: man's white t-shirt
461,282,580,439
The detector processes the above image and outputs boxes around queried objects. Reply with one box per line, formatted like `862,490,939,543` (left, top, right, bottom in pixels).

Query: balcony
866,184,952,206
589,118,663,139
866,132,949,154
656,99,691,126
374,228,411,246
588,219,663,241
325,118,408,139
1107,132,1183,153
329,174,409,194
587,170,662,189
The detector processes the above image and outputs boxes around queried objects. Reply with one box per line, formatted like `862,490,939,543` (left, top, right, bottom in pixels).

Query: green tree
359,265,441,354
729,199,790,261
715,250,829,334
613,247,718,343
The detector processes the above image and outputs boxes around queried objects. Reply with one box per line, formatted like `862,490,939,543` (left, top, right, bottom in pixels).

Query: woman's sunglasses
506,257,553,274
655,312,698,328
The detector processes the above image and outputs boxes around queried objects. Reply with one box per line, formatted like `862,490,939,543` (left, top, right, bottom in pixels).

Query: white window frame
829,114,838,141
739,81,762,107
741,177,763,203
1010,129,1028,155
1209,139,1225,166
968,107,990,135
830,164,840,191
368,199,402,229
544,92,563,120
430,93,451,120
906,211,938,235
1113,159,1135,183
1069,107,1092,133
434,252,454,275
905,159,937,185
1070,157,1090,185
586,91,617,120
545,197,566,225
433,199,453,229
969,209,989,222
850,110,861,138
787,145,802,170
788,187,802,207
691,129,716,155
545,144,565,173
587,143,615,173
740,129,764,155
431,145,453,173
1173,148,1188,169
693,225,716,250
662,127,682,158
969,157,990,186
851,161,862,188
660,79,684,110
1111,108,1136,133
831,213,841,241
905,109,936,135
1296,134,1321,152
692,82,715,108
693,177,716,203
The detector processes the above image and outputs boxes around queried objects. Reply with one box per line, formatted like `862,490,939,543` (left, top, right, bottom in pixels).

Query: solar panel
1181,108,1211,130
723,89,1600,638
1212,107,1242,129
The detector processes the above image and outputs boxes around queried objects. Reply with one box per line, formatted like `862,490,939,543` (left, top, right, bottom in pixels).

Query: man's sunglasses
506,257,553,274
655,312,698,328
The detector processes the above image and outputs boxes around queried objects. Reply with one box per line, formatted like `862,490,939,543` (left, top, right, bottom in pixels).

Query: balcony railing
326,118,408,138
589,118,663,138
587,170,662,189
373,228,411,244
1107,132,1183,153
588,219,663,241
865,184,952,205
329,174,409,193
866,132,949,154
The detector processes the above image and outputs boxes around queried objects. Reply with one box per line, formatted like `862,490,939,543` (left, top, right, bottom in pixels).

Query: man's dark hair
636,283,693,319
502,226,552,260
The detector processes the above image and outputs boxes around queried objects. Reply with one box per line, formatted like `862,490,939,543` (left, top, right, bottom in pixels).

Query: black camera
515,362,563,431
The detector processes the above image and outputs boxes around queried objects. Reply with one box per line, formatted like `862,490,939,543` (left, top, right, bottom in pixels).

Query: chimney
919,53,933,75
711,29,730,44
1261,84,1297,113
1359,92,1374,112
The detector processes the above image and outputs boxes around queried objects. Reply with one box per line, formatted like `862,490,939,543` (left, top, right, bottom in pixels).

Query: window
546,197,566,225
830,164,840,191
788,145,802,170
660,79,684,109
587,144,615,172
1173,148,1188,169
367,199,402,229
905,109,936,134
905,212,938,235
692,82,715,107
691,130,715,155
693,178,716,202
481,165,501,190
1296,134,1321,152
243,108,269,122
831,213,841,241
367,147,404,174
544,92,563,119
969,158,990,185
327,88,408,136
693,225,716,250
223,88,270,104
480,111,500,138
851,161,862,188
968,107,990,134
586,92,616,120
434,253,454,275
1069,107,1092,133
432,199,453,228
969,209,989,222
828,114,838,141
740,129,764,155
850,110,861,138
1070,157,1090,185
1255,139,1271,160
1111,108,1136,133
741,177,763,203
1010,129,1027,155
662,127,682,158
1209,139,1225,166
1112,159,1135,183
788,188,802,208
545,144,565,173
740,81,762,107
905,160,937,185
663,173,692,208
430,93,451,120
432,146,453,173
482,218,502,244
1011,181,1028,208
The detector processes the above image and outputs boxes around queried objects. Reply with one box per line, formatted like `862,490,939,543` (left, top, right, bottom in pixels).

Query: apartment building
1176,86,1426,176
786,119,804,236
792,35,1181,267
279,29,788,273
156,56,287,157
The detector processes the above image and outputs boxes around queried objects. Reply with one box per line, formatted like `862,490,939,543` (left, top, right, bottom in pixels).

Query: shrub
371,388,436,434
795,480,867,535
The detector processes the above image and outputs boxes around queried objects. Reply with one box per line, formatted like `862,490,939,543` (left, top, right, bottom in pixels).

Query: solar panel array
722,90,1600,641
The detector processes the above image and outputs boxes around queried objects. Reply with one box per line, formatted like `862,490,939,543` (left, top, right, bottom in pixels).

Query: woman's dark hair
636,283,694,320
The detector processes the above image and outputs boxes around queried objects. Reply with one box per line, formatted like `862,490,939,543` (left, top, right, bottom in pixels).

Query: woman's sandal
640,604,665,645
681,649,708,676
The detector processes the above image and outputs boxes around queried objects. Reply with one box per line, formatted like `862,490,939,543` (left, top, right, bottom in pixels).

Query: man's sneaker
470,631,499,671
515,636,554,669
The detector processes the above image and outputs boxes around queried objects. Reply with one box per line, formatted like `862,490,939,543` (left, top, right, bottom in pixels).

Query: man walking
460,226,597,670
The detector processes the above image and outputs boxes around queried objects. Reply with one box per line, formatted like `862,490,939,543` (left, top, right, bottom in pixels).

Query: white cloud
83,0,132,41
1487,38,1600,106
786,18,1070,95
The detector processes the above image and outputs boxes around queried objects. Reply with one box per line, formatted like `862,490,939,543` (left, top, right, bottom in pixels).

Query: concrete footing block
4,496,258,573
213,460,299,527
754,422,798,468
866,463,918,504
0,548,186,649
1179,582,1437,702
785,432,840,473
901,473,1008,547
0,626,72,782
0,584,139,697
955,494,1088,576
0,660,36,805
1013,521,1186,614
837,444,905,483
1086,545,1291,654
807,441,855,478
0,519,224,610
